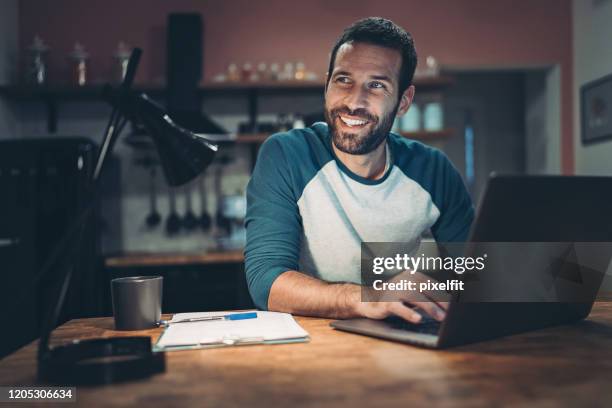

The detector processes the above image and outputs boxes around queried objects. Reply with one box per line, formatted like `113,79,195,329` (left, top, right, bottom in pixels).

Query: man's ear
396,85,415,117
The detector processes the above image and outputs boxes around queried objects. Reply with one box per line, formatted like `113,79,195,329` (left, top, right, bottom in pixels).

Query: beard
325,103,398,155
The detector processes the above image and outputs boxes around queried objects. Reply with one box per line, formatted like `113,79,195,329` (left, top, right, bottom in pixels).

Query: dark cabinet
0,138,99,357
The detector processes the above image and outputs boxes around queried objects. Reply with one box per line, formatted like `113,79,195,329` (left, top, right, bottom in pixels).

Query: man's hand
356,270,449,323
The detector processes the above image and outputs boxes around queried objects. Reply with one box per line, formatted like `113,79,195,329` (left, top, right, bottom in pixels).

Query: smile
339,115,369,127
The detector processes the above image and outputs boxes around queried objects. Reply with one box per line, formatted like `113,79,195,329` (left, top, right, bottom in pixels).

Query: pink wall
19,0,574,173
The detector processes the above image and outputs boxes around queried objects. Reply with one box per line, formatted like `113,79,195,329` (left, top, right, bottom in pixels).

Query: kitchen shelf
0,76,454,134
399,129,454,141
104,249,244,268
235,129,454,145
235,133,271,144
0,81,323,101
0,76,452,100
200,76,453,93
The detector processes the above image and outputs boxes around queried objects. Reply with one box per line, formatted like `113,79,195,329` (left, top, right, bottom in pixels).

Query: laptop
330,175,612,348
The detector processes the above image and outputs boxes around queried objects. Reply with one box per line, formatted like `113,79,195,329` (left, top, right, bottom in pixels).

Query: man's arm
268,271,358,319
244,135,303,310
430,150,475,242
268,270,446,323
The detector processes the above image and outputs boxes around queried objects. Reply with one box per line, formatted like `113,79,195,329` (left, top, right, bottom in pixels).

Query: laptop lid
437,174,612,347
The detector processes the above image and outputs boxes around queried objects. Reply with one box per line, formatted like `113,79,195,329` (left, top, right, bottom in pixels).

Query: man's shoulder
261,123,332,167
253,124,333,194
265,123,324,148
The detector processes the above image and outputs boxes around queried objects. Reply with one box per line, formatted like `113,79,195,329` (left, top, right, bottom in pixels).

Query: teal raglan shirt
244,122,474,310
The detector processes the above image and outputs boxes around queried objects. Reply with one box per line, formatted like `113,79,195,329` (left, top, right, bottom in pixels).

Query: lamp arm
92,106,119,182
92,112,128,183
92,48,142,183
37,211,90,359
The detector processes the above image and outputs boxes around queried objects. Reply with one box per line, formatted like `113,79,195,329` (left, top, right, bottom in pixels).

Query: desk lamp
36,48,218,384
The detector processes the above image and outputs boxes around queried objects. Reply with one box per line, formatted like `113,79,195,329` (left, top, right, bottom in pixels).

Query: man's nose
344,85,369,112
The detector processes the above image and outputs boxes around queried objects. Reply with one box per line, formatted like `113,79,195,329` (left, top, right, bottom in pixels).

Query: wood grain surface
104,250,244,268
2,303,612,407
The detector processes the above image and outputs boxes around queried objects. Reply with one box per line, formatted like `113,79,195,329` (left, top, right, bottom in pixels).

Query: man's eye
369,81,386,90
336,76,351,84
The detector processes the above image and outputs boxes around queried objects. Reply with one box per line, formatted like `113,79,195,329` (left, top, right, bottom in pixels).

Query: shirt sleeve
430,151,475,242
244,136,302,310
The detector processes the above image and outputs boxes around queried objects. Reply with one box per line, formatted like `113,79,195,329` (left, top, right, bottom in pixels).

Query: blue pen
159,312,258,326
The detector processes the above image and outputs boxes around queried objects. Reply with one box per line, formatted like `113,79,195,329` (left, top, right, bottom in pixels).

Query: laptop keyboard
385,315,441,335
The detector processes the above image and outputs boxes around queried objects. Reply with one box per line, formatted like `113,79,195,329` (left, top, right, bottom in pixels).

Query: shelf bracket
44,96,58,133
247,89,258,131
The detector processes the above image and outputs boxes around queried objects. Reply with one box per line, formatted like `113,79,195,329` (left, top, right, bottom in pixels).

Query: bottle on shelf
26,35,49,85
69,42,89,86
423,102,444,131
401,104,421,132
114,41,132,83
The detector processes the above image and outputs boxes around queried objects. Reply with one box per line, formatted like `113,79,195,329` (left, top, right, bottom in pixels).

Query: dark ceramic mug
111,276,163,330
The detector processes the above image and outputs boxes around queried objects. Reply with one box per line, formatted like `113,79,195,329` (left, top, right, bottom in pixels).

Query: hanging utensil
215,156,232,235
165,187,181,236
145,167,161,228
182,184,198,231
198,174,211,231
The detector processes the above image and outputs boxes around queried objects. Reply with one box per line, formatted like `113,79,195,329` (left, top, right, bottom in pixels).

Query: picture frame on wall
581,73,612,145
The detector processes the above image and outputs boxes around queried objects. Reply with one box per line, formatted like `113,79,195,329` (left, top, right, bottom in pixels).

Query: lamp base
38,336,165,385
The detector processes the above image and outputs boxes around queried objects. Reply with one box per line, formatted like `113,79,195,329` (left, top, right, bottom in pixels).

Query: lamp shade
134,93,218,186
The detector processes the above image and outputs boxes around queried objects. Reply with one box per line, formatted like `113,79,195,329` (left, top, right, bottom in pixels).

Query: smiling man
245,17,474,323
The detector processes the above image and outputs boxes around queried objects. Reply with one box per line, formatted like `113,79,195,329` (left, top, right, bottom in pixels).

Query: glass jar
70,42,89,86
27,36,49,85
423,102,444,131
401,104,421,132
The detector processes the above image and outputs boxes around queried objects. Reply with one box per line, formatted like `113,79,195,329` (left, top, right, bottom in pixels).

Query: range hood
166,13,231,140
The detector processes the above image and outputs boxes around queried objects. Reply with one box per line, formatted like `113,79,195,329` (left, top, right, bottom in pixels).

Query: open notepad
155,311,309,351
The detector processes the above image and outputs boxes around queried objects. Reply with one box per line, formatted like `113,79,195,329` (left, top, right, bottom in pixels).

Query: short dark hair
326,17,418,98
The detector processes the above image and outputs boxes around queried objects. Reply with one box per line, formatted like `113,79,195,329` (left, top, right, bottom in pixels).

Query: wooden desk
2,304,612,407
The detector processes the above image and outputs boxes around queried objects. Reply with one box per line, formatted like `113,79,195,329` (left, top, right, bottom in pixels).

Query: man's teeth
340,116,368,126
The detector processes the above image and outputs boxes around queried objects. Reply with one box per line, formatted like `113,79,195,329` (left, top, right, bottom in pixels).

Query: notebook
155,311,309,351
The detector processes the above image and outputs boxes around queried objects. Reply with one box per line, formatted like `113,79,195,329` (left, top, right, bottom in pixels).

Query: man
245,17,474,323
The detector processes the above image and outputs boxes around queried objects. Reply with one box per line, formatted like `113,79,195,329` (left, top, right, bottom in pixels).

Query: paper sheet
157,311,309,348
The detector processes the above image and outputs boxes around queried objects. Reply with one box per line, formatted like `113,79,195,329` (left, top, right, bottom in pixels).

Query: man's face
325,42,412,155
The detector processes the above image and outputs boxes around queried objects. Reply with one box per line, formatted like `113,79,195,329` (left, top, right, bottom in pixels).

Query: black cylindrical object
166,13,203,112
111,276,163,330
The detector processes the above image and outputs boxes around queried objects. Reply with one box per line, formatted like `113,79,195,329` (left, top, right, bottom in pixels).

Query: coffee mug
111,276,163,330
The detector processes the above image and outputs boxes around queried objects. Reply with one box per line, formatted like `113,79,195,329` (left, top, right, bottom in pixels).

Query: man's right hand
353,270,449,323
